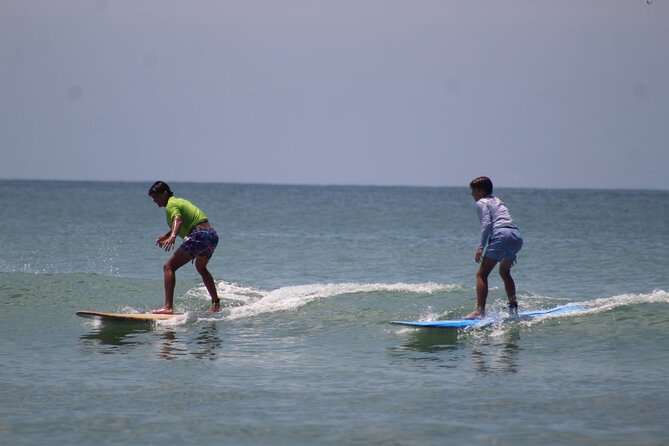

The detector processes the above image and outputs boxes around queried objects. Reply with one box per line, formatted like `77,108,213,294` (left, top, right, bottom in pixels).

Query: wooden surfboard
76,311,182,322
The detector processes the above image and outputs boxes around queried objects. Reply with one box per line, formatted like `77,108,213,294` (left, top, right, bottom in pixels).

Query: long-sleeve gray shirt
475,196,518,249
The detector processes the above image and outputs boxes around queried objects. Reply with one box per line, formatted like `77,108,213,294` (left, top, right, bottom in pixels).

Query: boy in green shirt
148,181,220,314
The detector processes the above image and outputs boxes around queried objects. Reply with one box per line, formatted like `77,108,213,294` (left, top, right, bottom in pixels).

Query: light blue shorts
484,228,523,263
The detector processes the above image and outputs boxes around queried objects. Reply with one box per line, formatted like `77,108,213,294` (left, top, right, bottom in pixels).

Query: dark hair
148,181,173,197
469,176,493,195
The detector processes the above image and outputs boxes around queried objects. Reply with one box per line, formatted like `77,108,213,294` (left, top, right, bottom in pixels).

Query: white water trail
183,280,465,321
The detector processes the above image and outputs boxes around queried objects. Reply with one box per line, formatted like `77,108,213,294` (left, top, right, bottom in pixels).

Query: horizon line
1,177,667,193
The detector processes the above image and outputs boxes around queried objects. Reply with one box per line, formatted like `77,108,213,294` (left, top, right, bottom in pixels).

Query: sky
1,0,668,190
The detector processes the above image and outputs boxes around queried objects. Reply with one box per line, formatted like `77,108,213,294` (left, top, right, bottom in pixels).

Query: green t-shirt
165,196,208,238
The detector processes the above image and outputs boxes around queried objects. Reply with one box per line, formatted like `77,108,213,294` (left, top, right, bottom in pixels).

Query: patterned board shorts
485,228,523,263
179,227,219,260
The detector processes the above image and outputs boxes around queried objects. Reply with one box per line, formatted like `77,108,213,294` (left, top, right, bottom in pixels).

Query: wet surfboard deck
76,311,182,322
390,305,589,329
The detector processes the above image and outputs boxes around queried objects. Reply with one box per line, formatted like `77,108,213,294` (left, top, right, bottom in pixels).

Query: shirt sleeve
477,200,493,248
165,201,182,226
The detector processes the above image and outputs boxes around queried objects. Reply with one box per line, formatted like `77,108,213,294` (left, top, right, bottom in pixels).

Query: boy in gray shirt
465,176,523,319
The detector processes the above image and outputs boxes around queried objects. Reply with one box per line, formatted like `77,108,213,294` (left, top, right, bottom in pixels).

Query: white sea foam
179,282,668,327
503,289,669,319
580,289,669,308
154,312,190,328
551,289,669,321
481,289,669,337
184,280,464,321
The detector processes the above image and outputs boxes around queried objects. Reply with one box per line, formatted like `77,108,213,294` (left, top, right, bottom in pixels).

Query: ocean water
1,180,668,446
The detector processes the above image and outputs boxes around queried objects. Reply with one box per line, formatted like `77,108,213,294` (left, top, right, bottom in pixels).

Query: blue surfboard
390,305,588,329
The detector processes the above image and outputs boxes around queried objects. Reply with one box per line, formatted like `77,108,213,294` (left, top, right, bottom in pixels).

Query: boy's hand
156,234,176,251
475,247,484,264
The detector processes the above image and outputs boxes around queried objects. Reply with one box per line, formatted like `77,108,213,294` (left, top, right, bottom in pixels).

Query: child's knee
476,269,490,281
195,259,209,275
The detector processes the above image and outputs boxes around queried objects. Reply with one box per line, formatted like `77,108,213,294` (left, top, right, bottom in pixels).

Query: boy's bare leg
499,259,518,315
157,248,191,313
195,256,220,312
465,257,498,319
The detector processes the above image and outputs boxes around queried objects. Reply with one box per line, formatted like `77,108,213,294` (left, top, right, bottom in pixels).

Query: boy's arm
476,200,493,253
157,216,183,251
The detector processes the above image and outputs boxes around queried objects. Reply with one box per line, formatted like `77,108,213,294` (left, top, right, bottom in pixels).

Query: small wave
484,289,669,319
574,289,669,312
483,289,669,337
185,280,464,321
178,284,668,327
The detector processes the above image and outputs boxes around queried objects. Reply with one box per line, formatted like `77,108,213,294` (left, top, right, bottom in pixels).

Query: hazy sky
2,0,667,189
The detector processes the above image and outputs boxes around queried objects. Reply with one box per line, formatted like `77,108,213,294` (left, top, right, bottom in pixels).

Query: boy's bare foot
151,307,173,315
508,300,519,317
464,310,484,320
209,299,221,312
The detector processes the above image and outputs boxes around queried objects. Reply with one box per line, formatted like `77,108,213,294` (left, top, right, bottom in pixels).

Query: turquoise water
1,180,668,445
